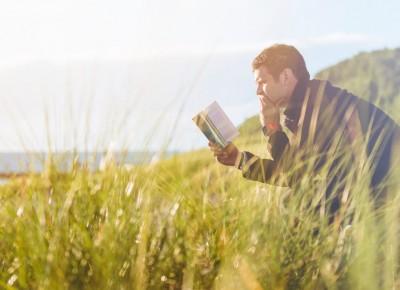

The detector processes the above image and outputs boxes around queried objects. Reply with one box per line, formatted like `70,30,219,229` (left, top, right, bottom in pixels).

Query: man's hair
252,44,310,81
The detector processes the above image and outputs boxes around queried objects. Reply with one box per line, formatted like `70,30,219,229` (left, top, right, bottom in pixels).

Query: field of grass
0,120,399,290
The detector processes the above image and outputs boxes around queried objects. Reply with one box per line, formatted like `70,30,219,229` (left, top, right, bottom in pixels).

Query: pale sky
1,0,399,66
0,0,399,152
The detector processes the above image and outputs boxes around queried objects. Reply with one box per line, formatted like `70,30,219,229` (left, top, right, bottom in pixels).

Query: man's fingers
225,143,236,154
208,142,220,149
213,151,227,158
209,142,234,161
210,146,222,153
216,155,228,163
259,95,279,110
258,97,265,108
209,143,225,153
258,94,275,105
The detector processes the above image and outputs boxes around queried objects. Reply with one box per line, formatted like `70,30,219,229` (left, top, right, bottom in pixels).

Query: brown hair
252,44,310,81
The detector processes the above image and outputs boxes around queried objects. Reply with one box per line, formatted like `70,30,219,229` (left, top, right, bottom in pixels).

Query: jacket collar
283,77,310,133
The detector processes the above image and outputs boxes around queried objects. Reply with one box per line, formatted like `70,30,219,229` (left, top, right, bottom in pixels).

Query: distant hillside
239,47,400,137
316,47,400,121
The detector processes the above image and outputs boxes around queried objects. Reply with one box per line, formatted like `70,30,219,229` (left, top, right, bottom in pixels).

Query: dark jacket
240,79,400,213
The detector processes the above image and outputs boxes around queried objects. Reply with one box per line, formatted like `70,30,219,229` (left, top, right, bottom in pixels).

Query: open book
192,101,239,148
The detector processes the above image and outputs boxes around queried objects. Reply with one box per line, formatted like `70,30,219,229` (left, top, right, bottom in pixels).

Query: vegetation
316,47,400,123
0,47,399,289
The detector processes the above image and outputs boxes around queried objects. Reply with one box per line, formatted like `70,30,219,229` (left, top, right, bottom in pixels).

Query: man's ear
280,68,295,86
279,68,290,85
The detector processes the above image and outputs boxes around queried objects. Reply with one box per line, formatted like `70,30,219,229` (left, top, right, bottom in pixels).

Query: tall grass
0,65,399,288
0,123,399,290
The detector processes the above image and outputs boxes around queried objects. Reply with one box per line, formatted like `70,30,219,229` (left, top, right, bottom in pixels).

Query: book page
192,112,225,147
204,101,239,143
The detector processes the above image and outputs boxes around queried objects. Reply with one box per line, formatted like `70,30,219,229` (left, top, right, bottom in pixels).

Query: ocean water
0,151,176,174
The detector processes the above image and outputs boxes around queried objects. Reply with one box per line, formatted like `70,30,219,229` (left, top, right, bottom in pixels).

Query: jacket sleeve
240,130,290,185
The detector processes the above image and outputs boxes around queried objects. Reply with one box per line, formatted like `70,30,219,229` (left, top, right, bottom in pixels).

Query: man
209,44,400,215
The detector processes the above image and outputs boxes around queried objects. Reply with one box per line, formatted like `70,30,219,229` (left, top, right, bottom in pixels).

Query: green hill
316,47,400,121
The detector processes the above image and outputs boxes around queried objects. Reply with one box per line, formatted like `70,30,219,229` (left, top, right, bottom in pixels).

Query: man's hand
259,96,281,135
208,142,241,167
259,96,280,126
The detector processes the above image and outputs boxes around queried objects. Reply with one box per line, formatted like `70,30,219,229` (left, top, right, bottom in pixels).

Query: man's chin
276,99,287,108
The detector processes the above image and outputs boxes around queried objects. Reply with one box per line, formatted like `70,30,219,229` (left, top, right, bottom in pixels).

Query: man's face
254,66,288,108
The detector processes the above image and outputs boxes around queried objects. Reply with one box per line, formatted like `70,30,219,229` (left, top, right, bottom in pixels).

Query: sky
1,0,399,65
0,0,399,152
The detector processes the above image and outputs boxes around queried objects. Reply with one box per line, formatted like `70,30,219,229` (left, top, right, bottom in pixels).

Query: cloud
172,33,386,57
300,33,384,47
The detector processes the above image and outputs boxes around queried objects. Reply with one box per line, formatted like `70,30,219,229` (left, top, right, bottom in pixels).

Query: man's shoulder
313,79,399,131
309,79,349,99
307,79,355,109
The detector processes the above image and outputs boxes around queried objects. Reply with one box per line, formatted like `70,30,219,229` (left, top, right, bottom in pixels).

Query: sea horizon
0,150,179,174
